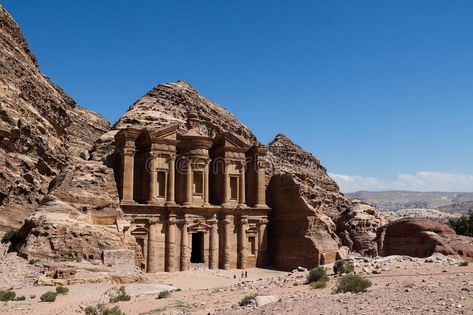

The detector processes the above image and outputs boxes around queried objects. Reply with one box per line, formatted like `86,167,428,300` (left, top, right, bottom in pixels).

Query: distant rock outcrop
378,218,473,262
0,5,109,232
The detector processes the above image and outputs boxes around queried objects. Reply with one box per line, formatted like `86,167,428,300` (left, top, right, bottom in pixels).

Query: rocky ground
1,246,472,315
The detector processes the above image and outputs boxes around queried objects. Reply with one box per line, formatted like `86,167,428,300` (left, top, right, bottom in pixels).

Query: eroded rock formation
267,134,351,220
267,175,341,270
0,4,109,231
337,199,388,256
378,218,473,262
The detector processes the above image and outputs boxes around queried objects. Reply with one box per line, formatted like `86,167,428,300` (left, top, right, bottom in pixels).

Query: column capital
240,215,249,225
123,147,135,156
208,218,218,225
168,214,178,225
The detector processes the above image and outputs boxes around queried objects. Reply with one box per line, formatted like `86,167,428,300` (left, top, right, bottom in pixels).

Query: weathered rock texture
9,158,134,262
267,134,351,220
378,218,473,262
13,207,124,262
265,134,354,270
0,5,109,231
337,199,388,256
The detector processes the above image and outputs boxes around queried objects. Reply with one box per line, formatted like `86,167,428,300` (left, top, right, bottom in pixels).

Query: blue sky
3,0,473,192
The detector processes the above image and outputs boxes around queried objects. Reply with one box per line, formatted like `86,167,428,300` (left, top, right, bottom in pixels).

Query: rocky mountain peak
268,133,323,174
0,5,38,67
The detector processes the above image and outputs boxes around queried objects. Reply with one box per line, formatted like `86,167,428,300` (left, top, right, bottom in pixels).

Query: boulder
255,295,280,307
378,218,473,262
337,199,388,256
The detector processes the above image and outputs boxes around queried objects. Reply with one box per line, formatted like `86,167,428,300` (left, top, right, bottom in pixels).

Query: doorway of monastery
191,232,204,263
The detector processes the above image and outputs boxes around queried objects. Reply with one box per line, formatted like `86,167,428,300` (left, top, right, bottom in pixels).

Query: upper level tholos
113,113,269,209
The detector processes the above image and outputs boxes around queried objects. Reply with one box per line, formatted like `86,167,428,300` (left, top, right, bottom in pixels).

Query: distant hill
347,191,473,213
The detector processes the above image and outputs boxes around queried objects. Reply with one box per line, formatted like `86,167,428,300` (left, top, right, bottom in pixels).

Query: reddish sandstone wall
267,175,340,271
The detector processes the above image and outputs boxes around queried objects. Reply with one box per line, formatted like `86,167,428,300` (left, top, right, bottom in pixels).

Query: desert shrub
307,266,328,283
28,258,40,265
0,290,16,301
239,293,258,306
56,286,69,295
449,210,473,236
460,261,469,267
310,279,328,289
158,290,170,299
333,260,355,275
15,295,26,301
110,286,131,303
1,229,16,244
30,295,36,299
336,275,372,293
40,291,58,302
84,306,98,315
85,304,124,315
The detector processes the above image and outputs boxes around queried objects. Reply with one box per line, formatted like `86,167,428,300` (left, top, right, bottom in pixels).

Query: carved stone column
180,218,189,271
122,146,135,203
203,161,210,206
147,220,159,273
184,159,193,206
165,214,177,272
258,218,268,265
147,151,157,204
222,215,232,270
222,162,229,206
166,155,176,206
238,215,248,269
255,161,266,208
208,216,219,269
238,163,246,207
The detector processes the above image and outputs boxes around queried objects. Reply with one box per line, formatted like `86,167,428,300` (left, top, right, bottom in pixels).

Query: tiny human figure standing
245,271,248,278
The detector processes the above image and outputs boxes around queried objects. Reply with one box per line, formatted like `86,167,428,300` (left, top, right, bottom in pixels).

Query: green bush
28,258,40,265
333,260,355,275
40,291,58,302
336,275,372,293
1,230,16,244
460,261,469,267
110,286,131,303
239,294,258,307
157,290,170,299
30,295,36,299
15,296,26,301
449,210,473,236
0,290,16,301
310,279,328,289
85,304,124,315
85,306,98,315
307,266,328,283
56,286,69,295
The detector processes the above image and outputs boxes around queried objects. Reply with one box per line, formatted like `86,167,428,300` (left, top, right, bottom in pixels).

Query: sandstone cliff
0,5,110,231
267,134,351,220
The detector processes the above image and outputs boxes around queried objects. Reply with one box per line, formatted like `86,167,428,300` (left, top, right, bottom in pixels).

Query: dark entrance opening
191,232,204,263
